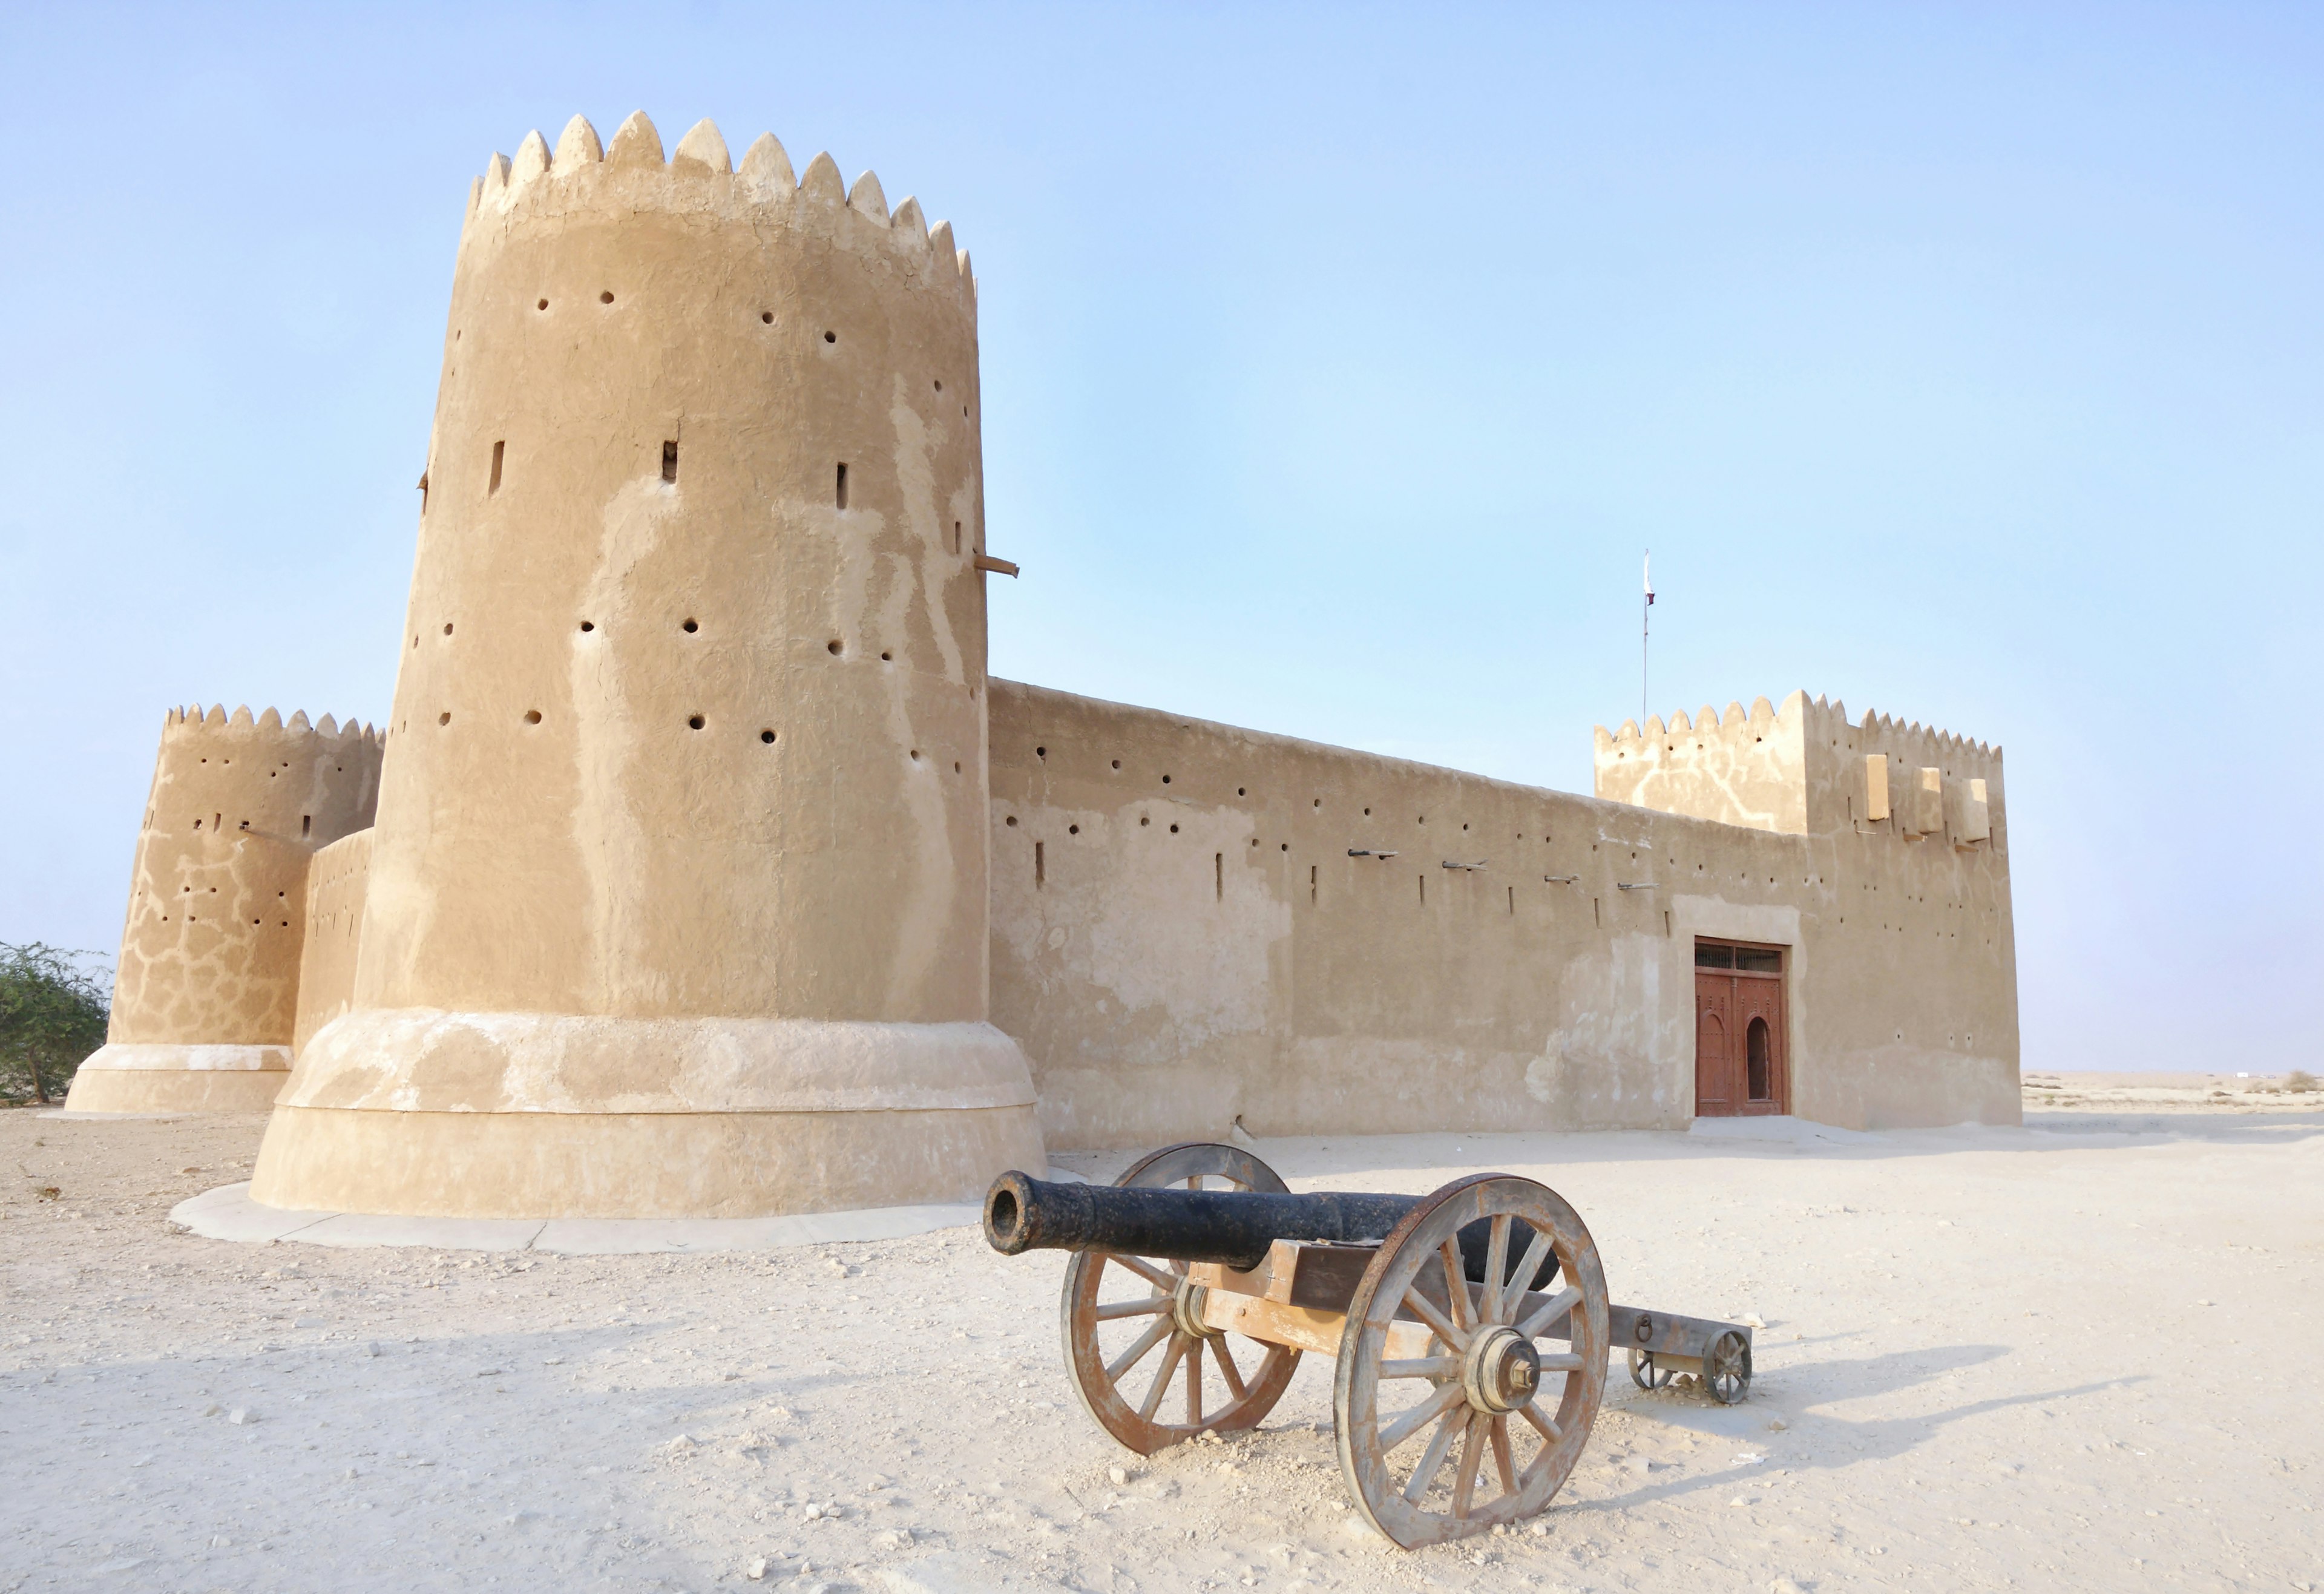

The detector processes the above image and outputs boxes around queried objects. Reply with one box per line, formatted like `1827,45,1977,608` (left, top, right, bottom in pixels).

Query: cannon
983,1143,1753,1548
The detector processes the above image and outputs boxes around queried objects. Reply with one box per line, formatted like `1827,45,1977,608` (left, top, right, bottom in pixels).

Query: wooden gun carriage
983,1143,1751,1547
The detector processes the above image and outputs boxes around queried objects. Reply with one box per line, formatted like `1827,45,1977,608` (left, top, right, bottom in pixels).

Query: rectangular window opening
489,439,505,494
1419,874,1426,907
1034,840,1045,890
951,520,962,554
835,462,849,510
1508,885,1516,915
301,815,312,838
1592,896,1601,928
1215,853,1224,901
1310,864,1318,906
1664,909,1672,937
661,441,679,483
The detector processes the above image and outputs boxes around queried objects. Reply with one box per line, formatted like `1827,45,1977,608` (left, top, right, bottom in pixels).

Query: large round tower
251,113,1045,1217
66,704,382,1112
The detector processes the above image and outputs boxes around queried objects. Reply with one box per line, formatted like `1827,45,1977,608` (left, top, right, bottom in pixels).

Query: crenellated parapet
1594,690,2003,850
64,704,382,1114
462,110,974,309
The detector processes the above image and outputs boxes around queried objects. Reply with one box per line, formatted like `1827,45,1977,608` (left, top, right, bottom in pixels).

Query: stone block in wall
1863,755,1890,822
1947,776,1991,847
1902,767,1943,837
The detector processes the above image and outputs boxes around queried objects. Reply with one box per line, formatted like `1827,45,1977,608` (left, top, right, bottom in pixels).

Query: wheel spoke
1112,1254,1180,1292
1213,1336,1247,1400
1489,1414,1516,1496
1398,1284,1470,1352
1104,1316,1175,1382
1449,1412,1488,1518
1379,1356,1462,1380
1537,1353,1584,1373
1399,1407,1465,1503
1376,1379,1465,1452
1508,1228,1555,1313
1184,1337,1203,1426
1515,1285,1582,1341
1094,1295,1170,1321
1437,1240,1474,1333
1138,1333,1189,1422
1516,1400,1563,1448
1480,1215,1512,1323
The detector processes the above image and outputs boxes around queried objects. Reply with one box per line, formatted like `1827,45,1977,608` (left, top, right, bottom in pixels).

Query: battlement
163,703,382,749
463,111,974,306
1594,690,2001,843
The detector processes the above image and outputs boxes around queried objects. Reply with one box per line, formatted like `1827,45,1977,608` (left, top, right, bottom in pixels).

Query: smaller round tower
65,705,384,1113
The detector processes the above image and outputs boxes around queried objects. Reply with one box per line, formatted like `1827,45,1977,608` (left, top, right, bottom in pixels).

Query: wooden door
1693,939,1789,1117
1695,973,1736,1117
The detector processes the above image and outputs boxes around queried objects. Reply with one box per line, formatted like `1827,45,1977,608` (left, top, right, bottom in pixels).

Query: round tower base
247,1009,1047,1220
62,1044,292,1114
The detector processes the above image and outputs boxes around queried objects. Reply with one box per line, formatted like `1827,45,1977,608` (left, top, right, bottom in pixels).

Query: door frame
1692,937,1790,1117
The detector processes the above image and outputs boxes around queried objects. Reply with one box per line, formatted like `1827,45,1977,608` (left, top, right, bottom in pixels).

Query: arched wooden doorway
1693,939,1788,1117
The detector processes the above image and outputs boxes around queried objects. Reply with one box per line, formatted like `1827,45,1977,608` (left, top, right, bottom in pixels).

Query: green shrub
0,943,112,1104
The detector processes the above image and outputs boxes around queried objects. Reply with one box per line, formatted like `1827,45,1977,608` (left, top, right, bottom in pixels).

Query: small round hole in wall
1161,774,1172,784
1111,759,1121,770
1281,842,1289,851
1036,747,1047,759
1364,807,1371,816
579,620,595,632
1169,824,1179,833
438,712,451,726
827,640,843,655
1006,816,1018,827
1068,824,1079,835
953,761,962,773
443,623,454,635
524,710,542,725
824,330,836,344
537,298,548,310
1140,816,1150,827
934,379,943,392
682,618,698,633
910,749,921,761
881,651,892,661
1237,787,1246,796
688,715,706,730
600,290,615,304
761,311,774,324
760,730,776,744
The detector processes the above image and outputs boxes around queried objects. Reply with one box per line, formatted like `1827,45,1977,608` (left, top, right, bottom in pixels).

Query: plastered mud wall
292,828,371,1055
990,682,2017,1146
65,706,381,1114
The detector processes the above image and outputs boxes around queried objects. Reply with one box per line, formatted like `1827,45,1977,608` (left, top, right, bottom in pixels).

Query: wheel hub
1172,1274,1224,1340
1462,1325,1541,1413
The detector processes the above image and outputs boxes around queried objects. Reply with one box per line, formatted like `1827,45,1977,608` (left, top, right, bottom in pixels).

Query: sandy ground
5,1101,2322,1594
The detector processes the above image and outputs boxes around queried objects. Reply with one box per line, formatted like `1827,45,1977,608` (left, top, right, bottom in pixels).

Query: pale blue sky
2,4,2316,1071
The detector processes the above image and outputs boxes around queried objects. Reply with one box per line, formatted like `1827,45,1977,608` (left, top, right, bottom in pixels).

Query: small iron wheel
1704,1330,1753,1405
1627,1348,1673,1391
1333,1174,1609,1547
1059,1142,1300,1454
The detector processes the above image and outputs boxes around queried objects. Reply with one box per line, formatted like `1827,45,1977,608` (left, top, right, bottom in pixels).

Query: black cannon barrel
983,1172,1558,1288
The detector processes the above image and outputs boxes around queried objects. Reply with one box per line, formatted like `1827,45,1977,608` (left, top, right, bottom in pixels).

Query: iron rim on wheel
1331,1174,1609,1547
1059,1142,1301,1454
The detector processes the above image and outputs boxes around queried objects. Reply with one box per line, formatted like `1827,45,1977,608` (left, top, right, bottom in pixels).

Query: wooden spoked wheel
1704,1330,1752,1405
1333,1175,1609,1547
1060,1142,1302,1455
1628,1348,1674,1391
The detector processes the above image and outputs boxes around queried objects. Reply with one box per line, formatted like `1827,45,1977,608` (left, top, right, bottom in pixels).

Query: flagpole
1641,549,1653,727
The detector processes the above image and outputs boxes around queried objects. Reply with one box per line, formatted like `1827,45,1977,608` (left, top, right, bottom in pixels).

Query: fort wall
991,681,2017,1144
66,706,381,1113
291,828,371,1055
